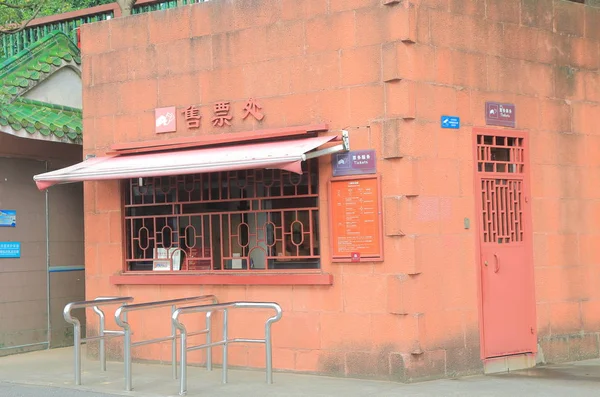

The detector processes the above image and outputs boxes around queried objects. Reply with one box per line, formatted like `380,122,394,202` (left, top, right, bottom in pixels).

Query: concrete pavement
0,346,599,396
0,383,120,397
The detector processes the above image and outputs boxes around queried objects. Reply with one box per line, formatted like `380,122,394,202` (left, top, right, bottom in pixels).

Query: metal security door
474,130,536,358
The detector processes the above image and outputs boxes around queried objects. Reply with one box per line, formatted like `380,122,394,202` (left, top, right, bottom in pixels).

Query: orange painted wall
80,0,600,381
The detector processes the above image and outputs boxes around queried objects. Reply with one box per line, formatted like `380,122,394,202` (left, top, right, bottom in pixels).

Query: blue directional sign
0,242,20,258
441,116,460,129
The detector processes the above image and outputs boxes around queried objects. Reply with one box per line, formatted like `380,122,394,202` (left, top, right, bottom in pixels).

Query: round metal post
222,309,228,384
206,312,212,371
179,327,187,396
124,311,132,392
98,309,106,372
171,305,177,380
265,320,273,384
74,323,81,385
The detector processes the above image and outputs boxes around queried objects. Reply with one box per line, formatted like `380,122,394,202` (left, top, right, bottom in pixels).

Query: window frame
119,161,326,276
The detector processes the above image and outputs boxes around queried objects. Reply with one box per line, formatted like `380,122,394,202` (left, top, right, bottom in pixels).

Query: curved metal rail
172,301,283,396
114,295,218,391
63,296,134,385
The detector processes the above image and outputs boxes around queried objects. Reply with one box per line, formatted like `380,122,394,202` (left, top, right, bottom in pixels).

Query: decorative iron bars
124,160,320,271
476,135,524,174
132,0,206,14
0,11,113,60
480,179,524,244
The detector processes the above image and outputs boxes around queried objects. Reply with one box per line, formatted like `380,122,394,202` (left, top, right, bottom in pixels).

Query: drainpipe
45,160,51,349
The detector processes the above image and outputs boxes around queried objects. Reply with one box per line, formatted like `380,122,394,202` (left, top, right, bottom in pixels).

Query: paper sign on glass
153,248,181,271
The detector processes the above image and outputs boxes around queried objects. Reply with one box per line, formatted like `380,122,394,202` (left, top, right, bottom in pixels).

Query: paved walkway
0,383,119,397
0,347,599,396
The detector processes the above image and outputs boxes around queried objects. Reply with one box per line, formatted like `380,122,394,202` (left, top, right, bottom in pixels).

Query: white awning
34,134,349,190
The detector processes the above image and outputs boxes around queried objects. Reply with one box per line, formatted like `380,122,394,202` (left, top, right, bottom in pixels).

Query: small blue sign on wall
0,210,16,227
441,116,460,129
0,242,20,258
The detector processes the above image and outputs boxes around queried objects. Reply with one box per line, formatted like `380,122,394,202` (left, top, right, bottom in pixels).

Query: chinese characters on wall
182,105,201,128
242,98,264,121
156,98,265,134
211,102,232,127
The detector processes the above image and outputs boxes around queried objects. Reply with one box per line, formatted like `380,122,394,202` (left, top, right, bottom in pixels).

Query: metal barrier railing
63,296,134,385
172,301,283,396
114,295,218,391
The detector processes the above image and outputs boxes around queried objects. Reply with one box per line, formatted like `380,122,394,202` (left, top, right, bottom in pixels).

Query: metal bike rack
114,295,218,391
63,296,134,385
172,301,283,396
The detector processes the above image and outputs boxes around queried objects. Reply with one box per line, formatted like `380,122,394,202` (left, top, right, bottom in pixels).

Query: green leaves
0,0,114,35
0,0,47,34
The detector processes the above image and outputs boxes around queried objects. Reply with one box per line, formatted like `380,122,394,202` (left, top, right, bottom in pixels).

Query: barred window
124,159,320,272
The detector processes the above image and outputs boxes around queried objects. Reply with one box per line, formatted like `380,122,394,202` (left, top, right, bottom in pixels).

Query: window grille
124,159,321,272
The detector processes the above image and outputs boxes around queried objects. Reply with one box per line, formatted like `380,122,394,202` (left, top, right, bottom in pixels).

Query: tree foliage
0,0,115,34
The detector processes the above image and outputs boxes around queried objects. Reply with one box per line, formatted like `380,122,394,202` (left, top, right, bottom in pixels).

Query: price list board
330,176,383,262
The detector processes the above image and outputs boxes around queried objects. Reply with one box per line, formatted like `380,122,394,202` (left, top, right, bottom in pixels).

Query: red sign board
155,107,176,133
485,102,516,128
330,176,383,262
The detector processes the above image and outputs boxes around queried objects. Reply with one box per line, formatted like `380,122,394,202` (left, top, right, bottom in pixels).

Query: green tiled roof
0,31,82,144
0,98,82,142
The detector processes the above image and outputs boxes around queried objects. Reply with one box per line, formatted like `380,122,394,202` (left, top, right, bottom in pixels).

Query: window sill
109,272,333,286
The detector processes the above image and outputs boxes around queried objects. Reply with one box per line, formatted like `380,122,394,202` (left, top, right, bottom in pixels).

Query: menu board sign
330,176,383,262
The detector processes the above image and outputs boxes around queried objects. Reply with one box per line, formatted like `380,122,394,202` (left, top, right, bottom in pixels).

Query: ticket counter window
124,159,320,272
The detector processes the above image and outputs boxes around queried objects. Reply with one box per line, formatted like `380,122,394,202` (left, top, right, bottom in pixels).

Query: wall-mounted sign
0,242,20,258
332,150,376,177
155,107,176,133
441,116,460,129
155,98,266,134
330,176,383,262
485,102,516,128
0,210,16,227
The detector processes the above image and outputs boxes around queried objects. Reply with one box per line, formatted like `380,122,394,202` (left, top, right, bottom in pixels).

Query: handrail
114,294,218,391
63,296,134,385
173,301,283,396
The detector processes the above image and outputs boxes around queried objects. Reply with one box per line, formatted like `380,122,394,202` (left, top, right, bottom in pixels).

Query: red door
474,130,537,358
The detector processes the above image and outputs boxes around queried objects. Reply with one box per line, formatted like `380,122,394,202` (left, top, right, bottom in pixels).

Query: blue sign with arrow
441,116,460,129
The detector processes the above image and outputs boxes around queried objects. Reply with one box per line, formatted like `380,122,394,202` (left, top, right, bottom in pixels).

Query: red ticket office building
34,0,600,382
